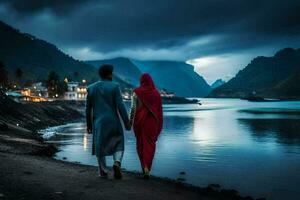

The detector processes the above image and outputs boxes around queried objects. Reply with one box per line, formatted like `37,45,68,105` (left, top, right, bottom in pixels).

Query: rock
176,178,186,182
23,171,33,175
32,144,58,157
54,191,63,195
0,122,8,131
208,184,221,188
220,189,238,197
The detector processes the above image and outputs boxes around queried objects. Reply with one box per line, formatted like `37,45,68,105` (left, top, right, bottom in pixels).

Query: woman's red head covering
133,73,163,133
140,73,156,89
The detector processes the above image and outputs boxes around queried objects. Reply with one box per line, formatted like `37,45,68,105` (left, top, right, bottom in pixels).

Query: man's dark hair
98,64,113,79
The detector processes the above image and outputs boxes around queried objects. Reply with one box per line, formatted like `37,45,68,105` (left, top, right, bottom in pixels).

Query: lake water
41,98,300,200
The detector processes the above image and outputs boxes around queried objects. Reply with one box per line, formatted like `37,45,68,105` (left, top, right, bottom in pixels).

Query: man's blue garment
86,80,129,157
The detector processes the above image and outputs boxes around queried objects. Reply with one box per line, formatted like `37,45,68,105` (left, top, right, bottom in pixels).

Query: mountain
87,58,211,97
271,71,300,99
0,20,131,90
132,60,211,97
211,79,225,89
209,48,300,99
0,20,209,96
86,57,142,86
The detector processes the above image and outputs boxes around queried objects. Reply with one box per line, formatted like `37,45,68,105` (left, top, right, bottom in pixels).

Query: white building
64,82,87,100
160,89,176,98
30,82,48,98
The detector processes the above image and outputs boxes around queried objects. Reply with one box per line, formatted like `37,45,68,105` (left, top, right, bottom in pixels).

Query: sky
0,0,300,84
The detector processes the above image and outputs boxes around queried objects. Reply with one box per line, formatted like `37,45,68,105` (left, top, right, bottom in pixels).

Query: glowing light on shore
83,134,88,150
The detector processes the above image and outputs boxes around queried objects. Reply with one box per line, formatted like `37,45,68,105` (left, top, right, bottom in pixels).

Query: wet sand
1,152,217,200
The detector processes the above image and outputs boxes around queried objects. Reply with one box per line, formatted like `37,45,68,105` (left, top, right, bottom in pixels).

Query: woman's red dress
133,73,163,171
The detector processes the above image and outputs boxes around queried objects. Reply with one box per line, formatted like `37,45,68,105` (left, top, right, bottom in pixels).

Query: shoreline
0,97,261,200
0,152,259,200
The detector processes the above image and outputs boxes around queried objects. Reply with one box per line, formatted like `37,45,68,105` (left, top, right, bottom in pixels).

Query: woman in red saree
129,73,163,179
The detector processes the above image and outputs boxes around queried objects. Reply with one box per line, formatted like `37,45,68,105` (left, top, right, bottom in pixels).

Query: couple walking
86,64,163,179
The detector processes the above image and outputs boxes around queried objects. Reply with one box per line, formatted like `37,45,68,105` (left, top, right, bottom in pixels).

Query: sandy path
0,152,215,200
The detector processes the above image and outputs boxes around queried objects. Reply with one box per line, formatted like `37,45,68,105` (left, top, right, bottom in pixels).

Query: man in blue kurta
86,64,130,179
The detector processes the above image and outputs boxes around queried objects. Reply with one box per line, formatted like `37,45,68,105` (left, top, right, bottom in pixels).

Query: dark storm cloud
1,0,96,15
0,0,300,60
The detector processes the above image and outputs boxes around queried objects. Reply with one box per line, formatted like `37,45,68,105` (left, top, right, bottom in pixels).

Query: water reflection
43,99,300,200
163,116,194,136
239,118,300,145
83,133,88,150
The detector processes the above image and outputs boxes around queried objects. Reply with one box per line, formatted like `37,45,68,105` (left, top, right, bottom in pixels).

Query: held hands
125,121,132,131
87,125,92,134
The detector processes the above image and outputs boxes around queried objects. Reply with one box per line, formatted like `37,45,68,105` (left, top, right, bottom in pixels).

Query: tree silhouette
14,68,23,87
15,68,23,79
45,71,67,98
74,71,80,79
0,61,9,90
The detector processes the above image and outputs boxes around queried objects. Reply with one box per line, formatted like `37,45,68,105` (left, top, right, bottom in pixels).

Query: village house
6,82,48,102
160,89,176,98
30,82,49,98
64,81,87,100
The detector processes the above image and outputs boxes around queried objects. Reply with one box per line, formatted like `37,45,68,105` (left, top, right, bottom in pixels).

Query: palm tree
15,68,23,79
0,61,9,91
45,71,67,98
14,68,23,87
